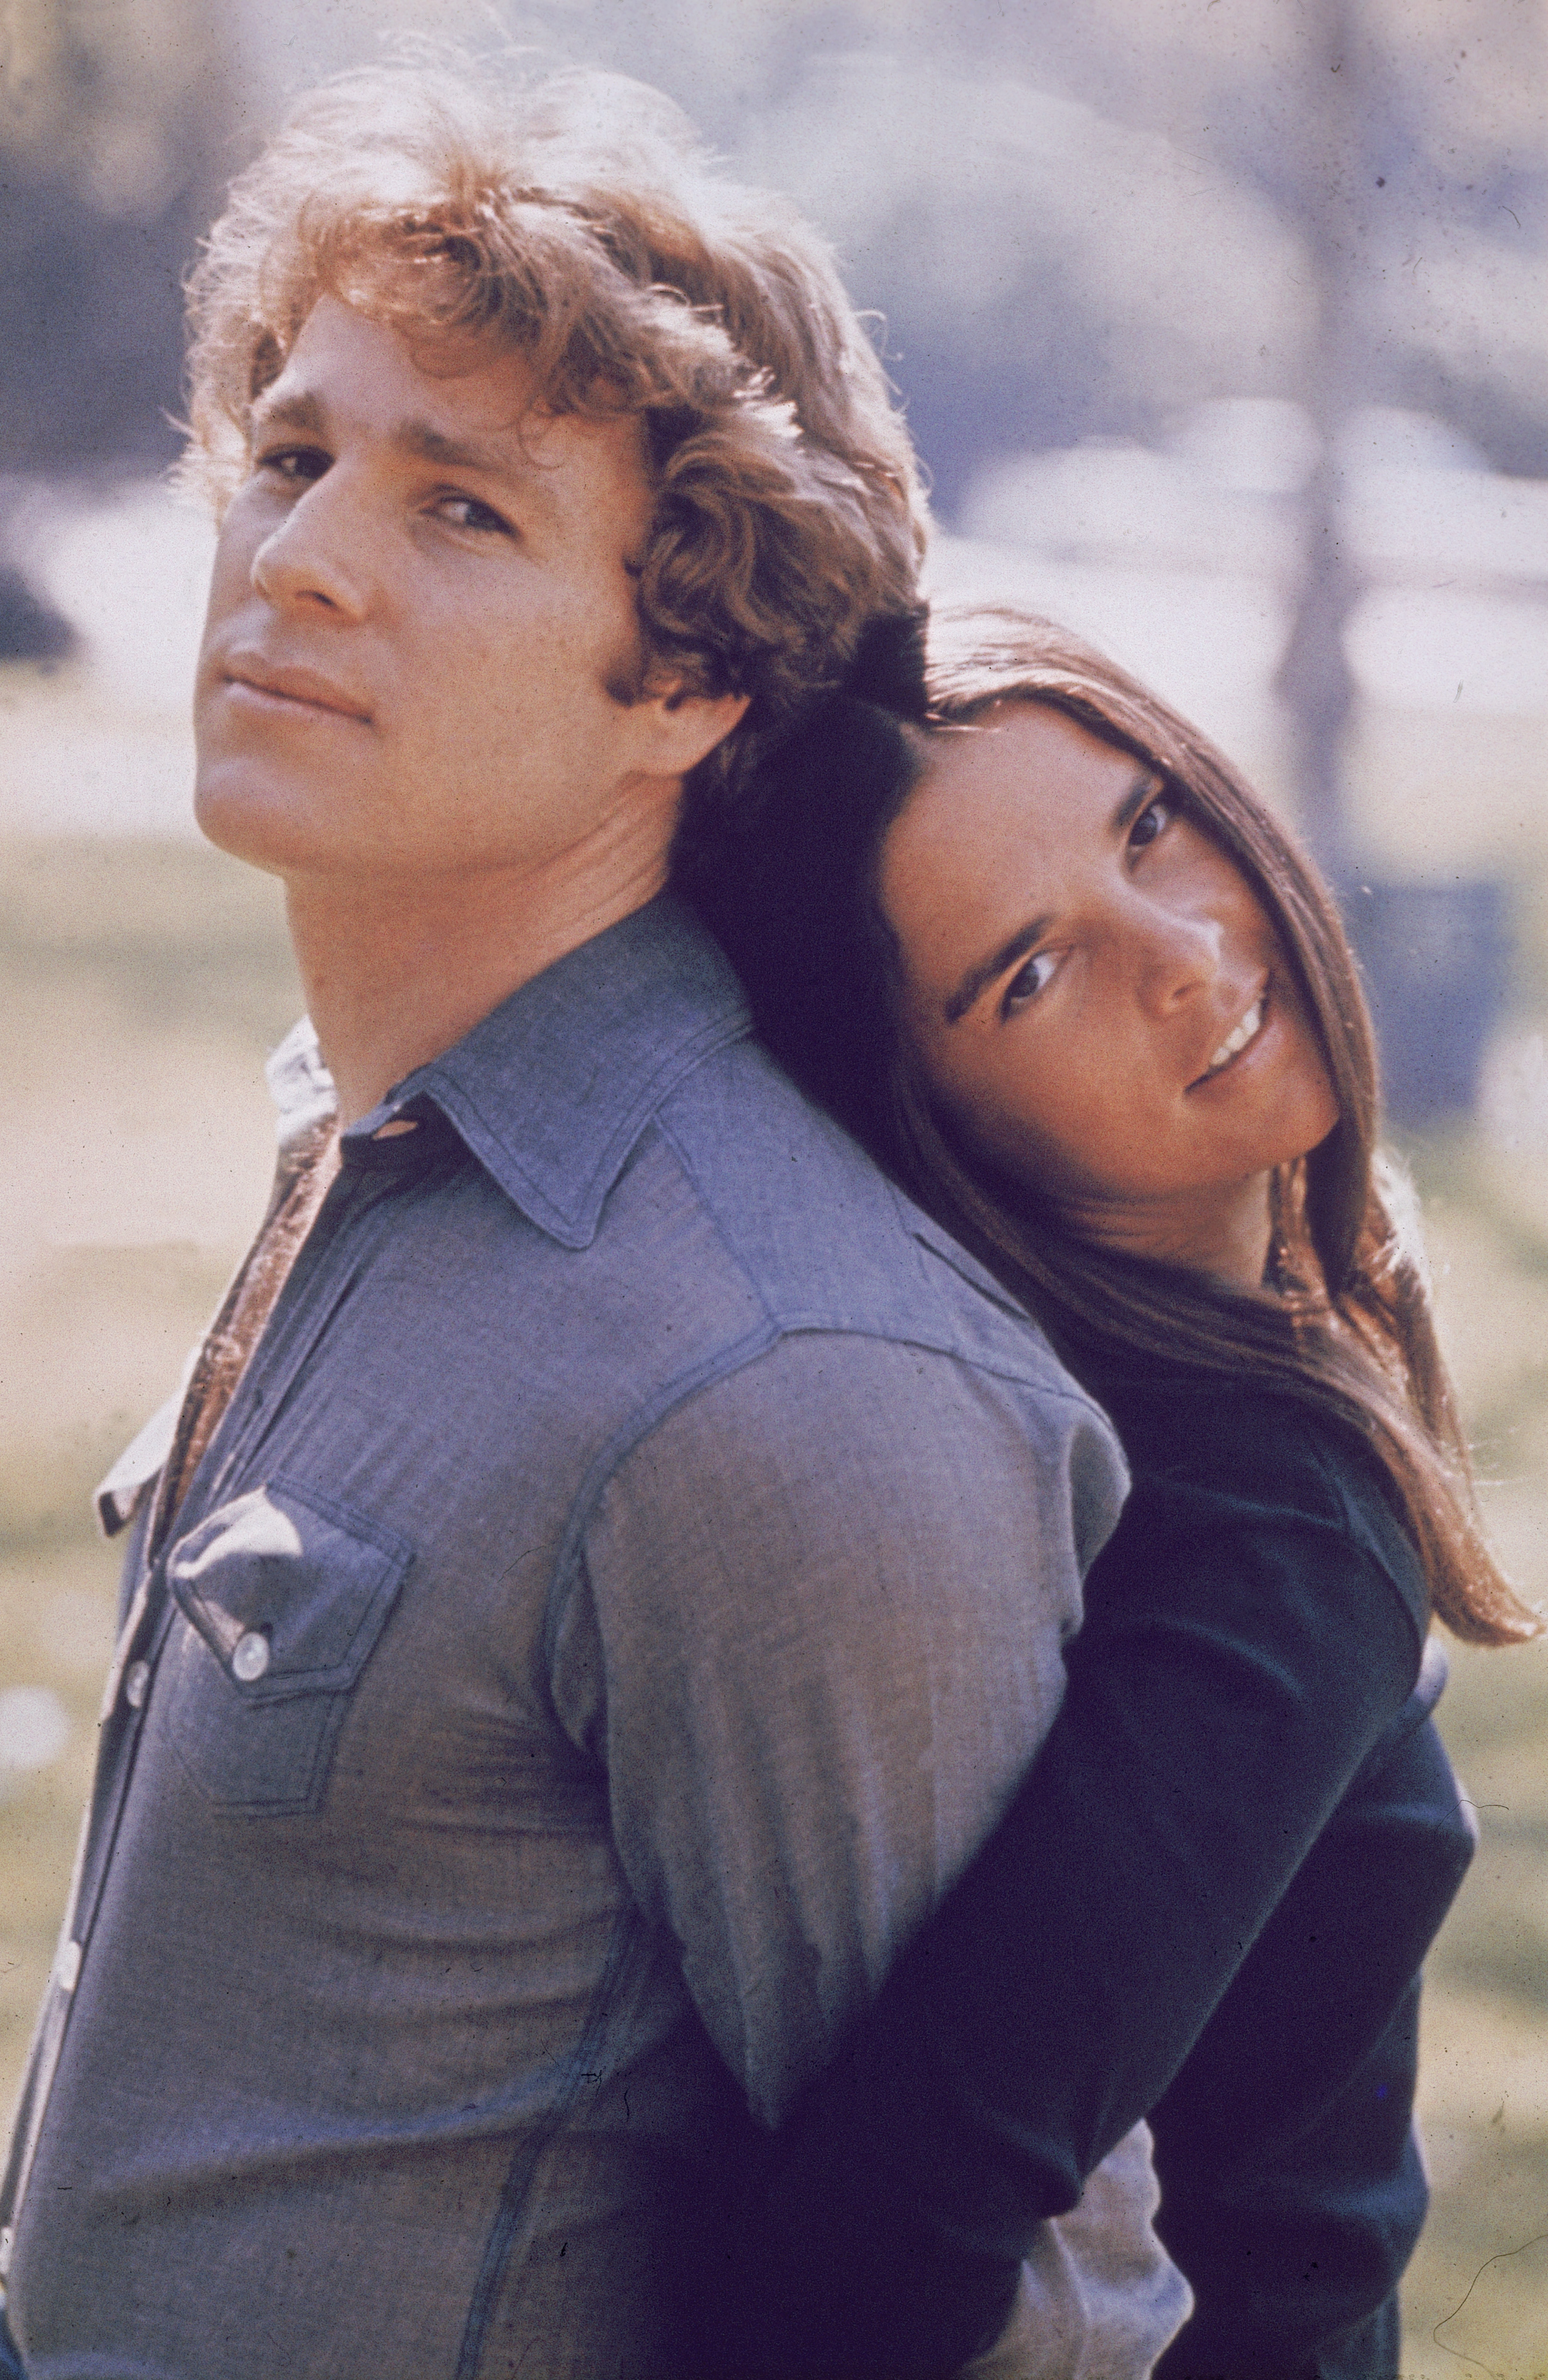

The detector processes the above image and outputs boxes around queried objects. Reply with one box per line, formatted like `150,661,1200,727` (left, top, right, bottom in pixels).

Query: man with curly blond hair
0,57,1187,2380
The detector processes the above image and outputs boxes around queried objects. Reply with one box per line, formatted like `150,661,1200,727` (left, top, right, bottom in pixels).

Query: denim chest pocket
161,1478,414,1814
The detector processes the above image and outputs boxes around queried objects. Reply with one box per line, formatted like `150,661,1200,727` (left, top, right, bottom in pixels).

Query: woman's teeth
1206,997,1264,1075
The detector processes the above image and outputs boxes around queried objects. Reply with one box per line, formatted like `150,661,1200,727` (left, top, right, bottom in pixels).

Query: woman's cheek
969,1084,1084,1202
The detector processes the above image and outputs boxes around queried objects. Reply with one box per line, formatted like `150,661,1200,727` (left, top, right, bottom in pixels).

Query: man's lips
220,657,373,723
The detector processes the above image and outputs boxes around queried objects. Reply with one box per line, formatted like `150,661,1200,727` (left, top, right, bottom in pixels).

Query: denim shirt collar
266,893,753,1251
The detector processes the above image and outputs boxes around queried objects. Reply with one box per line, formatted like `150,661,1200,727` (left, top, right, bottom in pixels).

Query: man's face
194,297,672,885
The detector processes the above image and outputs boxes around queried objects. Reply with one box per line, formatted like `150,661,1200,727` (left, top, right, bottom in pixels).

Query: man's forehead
248,378,542,483
247,299,639,493
252,308,529,440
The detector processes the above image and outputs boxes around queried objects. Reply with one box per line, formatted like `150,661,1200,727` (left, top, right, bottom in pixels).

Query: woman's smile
1194,989,1267,1084
880,702,1341,1283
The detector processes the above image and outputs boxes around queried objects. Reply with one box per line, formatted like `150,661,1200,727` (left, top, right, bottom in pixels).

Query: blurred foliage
1,0,1541,502
0,0,231,470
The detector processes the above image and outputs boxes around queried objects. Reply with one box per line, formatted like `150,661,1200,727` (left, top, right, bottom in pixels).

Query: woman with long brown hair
677,604,1539,2379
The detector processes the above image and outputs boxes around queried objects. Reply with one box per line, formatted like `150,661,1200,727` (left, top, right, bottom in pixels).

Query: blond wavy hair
180,55,927,805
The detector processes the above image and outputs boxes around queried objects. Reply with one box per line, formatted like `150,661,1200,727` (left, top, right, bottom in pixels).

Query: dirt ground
2,828,1545,2373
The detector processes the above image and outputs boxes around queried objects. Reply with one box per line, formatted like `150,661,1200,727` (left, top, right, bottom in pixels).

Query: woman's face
879,701,1341,1283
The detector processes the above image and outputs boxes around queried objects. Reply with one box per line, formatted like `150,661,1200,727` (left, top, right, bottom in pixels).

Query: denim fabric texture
0,896,1182,2380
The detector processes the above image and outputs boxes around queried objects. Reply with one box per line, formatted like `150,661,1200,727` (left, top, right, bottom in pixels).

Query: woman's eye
1128,795,1173,852
435,493,512,535
1002,949,1060,1014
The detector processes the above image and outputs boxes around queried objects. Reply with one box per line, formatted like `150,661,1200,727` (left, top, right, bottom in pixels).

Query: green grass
2,835,1546,2373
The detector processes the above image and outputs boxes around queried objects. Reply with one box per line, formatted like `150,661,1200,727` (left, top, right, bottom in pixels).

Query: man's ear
634,682,752,779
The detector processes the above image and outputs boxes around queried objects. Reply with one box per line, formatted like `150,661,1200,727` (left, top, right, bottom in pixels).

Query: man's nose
251,473,372,620
1132,900,1226,1016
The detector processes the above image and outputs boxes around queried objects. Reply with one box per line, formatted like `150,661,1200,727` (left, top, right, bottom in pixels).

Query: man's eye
435,493,512,535
1128,795,1172,852
255,445,329,486
1002,950,1059,1014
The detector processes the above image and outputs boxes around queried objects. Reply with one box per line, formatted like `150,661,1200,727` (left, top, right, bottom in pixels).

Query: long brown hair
679,602,1537,1646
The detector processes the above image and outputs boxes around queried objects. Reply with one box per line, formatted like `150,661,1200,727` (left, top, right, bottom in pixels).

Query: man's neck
283,827,675,1128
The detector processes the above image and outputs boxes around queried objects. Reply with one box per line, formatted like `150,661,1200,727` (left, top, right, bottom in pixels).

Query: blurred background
1,0,1546,2363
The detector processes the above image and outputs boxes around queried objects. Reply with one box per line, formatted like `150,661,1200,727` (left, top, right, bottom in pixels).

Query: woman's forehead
903,702,1145,847
879,703,1172,995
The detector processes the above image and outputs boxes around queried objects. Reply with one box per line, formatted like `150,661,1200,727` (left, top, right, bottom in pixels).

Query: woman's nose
1131,900,1227,1016
251,475,372,620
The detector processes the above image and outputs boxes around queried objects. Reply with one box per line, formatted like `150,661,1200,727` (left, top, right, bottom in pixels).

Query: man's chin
193,778,330,879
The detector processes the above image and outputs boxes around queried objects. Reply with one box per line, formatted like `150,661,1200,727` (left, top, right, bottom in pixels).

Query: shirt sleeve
560,1327,1113,2130
710,1405,1429,2377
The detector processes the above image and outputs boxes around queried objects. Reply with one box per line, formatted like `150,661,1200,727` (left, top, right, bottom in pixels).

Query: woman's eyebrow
1111,767,1166,836
941,766,1164,1027
943,913,1055,1027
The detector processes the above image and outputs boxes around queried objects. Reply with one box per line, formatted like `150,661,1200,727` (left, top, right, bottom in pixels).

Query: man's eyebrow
247,389,327,443
247,389,540,487
939,764,1163,1028
394,417,536,480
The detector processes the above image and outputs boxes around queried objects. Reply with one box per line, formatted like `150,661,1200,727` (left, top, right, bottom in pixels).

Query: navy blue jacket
702,1374,1476,2379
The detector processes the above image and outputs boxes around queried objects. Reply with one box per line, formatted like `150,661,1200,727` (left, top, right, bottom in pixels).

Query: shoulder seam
540,1311,1110,1690
650,1108,1100,1413
647,1109,781,1339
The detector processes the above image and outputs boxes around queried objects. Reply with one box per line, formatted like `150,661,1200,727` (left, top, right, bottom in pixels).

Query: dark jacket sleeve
1151,1690,1475,2376
700,1391,1439,2380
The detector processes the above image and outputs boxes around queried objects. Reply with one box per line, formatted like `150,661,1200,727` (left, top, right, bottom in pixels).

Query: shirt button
232,1631,271,1684
55,1939,82,1992
123,1659,151,1710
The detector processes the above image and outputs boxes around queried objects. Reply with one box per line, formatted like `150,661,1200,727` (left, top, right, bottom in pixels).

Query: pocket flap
166,1479,414,1699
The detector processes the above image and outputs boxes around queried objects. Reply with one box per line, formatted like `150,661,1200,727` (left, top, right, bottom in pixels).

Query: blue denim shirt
0,895,1182,2379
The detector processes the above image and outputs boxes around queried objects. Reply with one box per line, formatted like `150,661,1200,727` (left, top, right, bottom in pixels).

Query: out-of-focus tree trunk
1275,0,1364,885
